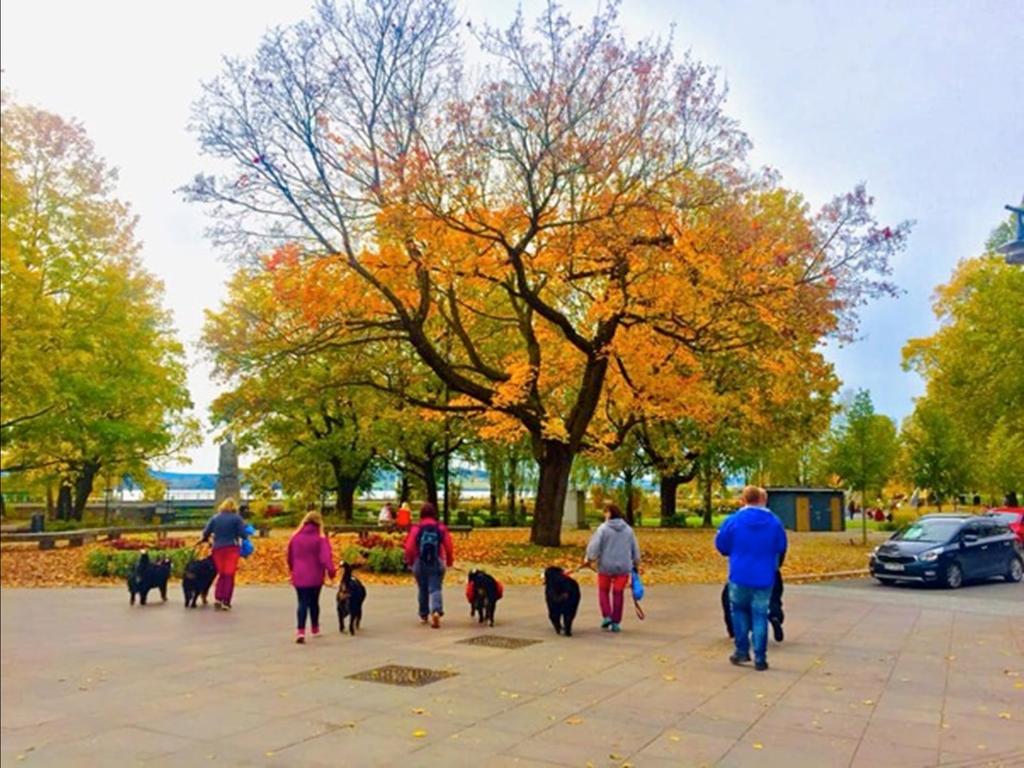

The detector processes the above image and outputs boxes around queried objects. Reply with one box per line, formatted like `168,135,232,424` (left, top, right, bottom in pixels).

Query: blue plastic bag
240,524,256,558
631,568,644,601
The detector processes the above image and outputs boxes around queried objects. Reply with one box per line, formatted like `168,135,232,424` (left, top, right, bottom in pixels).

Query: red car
987,508,1024,547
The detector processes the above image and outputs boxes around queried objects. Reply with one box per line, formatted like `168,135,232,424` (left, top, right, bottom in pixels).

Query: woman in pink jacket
287,511,336,643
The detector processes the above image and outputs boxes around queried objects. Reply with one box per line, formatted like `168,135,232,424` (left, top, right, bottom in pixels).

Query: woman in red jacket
287,511,336,643
403,503,454,628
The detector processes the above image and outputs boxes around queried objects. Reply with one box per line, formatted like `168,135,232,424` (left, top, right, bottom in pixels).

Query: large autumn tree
1,96,196,518
903,228,1023,504
185,0,907,544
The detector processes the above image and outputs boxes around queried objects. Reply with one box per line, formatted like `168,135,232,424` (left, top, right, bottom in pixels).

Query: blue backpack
417,524,441,567
240,524,256,558
631,568,644,601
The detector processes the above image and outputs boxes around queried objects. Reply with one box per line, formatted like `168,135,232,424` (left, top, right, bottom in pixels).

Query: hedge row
85,548,196,579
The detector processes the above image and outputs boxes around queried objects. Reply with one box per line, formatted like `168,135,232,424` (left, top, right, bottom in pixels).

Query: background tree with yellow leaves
902,223,1024,506
1,96,198,519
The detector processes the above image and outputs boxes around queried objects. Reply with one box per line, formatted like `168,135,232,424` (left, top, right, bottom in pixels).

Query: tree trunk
701,461,715,528
659,474,681,525
398,472,410,504
336,478,357,521
507,453,519,518
72,461,100,521
46,482,55,518
56,482,72,521
1007,491,1020,507
328,458,358,521
486,450,504,519
423,461,439,509
622,469,635,526
531,440,572,547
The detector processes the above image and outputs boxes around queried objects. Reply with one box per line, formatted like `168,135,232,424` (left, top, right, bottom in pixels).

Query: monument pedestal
214,436,242,508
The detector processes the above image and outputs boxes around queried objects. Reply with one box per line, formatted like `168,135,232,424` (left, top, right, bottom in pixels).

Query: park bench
0,528,111,549
0,523,203,550
326,523,474,539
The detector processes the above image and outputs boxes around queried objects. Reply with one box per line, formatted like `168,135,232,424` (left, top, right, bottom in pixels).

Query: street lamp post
997,201,1024,265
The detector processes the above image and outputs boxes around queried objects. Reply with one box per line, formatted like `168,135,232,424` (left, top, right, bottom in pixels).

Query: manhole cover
458,635,542,650
346,664,458,687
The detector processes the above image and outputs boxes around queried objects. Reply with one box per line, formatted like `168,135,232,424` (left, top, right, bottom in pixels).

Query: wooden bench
0,523,204,549
1,529,107,549
326,524,473,538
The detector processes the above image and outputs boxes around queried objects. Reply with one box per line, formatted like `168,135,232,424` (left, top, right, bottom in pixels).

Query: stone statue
1000,202,1024,265
1005,203,1024,242
214,434,242,508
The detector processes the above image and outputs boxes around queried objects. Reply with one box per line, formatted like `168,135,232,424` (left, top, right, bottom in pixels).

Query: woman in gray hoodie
583,504,641,632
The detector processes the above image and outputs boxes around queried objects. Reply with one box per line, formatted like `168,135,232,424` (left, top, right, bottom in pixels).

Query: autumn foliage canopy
192,1,908,545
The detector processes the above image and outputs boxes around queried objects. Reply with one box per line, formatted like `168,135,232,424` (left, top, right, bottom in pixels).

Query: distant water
363,488,497,501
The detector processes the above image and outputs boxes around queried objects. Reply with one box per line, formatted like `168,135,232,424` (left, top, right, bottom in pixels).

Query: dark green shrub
85,549,112,576
366,547,405,573
86,548,195,579
341,545,363,564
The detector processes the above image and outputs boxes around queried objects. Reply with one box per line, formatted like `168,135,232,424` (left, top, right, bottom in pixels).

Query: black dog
336,562,366,635
544,566,581,637
467,569,503,626
128,551,171,606
182,555,216,608
722,570,785,642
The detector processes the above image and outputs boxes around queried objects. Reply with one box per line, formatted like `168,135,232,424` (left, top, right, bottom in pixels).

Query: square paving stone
346,663,458,687
457,635,543,650
850,740,939,768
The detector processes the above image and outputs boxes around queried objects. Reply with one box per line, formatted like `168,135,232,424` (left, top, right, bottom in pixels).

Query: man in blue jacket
715,486,787,671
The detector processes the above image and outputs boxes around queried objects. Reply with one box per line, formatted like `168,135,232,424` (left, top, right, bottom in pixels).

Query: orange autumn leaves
0,529,871,589
249,182,839,447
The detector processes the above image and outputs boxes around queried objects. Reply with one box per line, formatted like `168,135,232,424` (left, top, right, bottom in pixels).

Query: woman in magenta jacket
287,511,336,643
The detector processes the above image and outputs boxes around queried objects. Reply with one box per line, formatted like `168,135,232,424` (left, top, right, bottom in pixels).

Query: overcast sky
2,0,1020,473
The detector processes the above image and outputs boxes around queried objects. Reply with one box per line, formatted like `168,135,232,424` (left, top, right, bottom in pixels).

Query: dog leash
632,590,646,620
569,563,645,620
561,562,595,578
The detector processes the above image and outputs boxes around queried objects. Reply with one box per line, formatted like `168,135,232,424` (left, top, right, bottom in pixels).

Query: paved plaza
2,578,1022,767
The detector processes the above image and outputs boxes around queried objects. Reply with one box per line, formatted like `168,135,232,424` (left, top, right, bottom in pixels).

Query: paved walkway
2,579,1022,767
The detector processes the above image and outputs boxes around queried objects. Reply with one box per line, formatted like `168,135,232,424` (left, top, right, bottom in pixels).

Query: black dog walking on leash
182,553,217,608
544,566,581,637
336,562,367,635
466,569,503,626
722,570,785,642
128,551,171,606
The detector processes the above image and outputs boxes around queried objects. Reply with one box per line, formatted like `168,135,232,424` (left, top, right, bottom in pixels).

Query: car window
895,519,963,543
991,512,1019,524
961,521,982,539
987,522,1011,537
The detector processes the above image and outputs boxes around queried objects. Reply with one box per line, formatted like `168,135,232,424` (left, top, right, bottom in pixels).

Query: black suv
870,514,1023,589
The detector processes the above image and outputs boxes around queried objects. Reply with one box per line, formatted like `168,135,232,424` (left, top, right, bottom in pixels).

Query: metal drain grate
346,664,458,687
458,635,542,650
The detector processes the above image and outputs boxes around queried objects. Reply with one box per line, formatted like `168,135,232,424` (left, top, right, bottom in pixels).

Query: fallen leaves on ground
0,529,878,588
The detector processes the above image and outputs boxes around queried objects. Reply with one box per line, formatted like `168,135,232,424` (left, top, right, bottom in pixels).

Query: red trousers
212,546,240,604
597,573,629,623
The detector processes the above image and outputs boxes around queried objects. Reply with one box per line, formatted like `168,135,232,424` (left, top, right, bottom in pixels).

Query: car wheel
1006,556,1023,583
944,562,963,589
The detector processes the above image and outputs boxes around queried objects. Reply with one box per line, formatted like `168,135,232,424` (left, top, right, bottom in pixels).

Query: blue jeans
413,561,445,617
728,582,771,663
